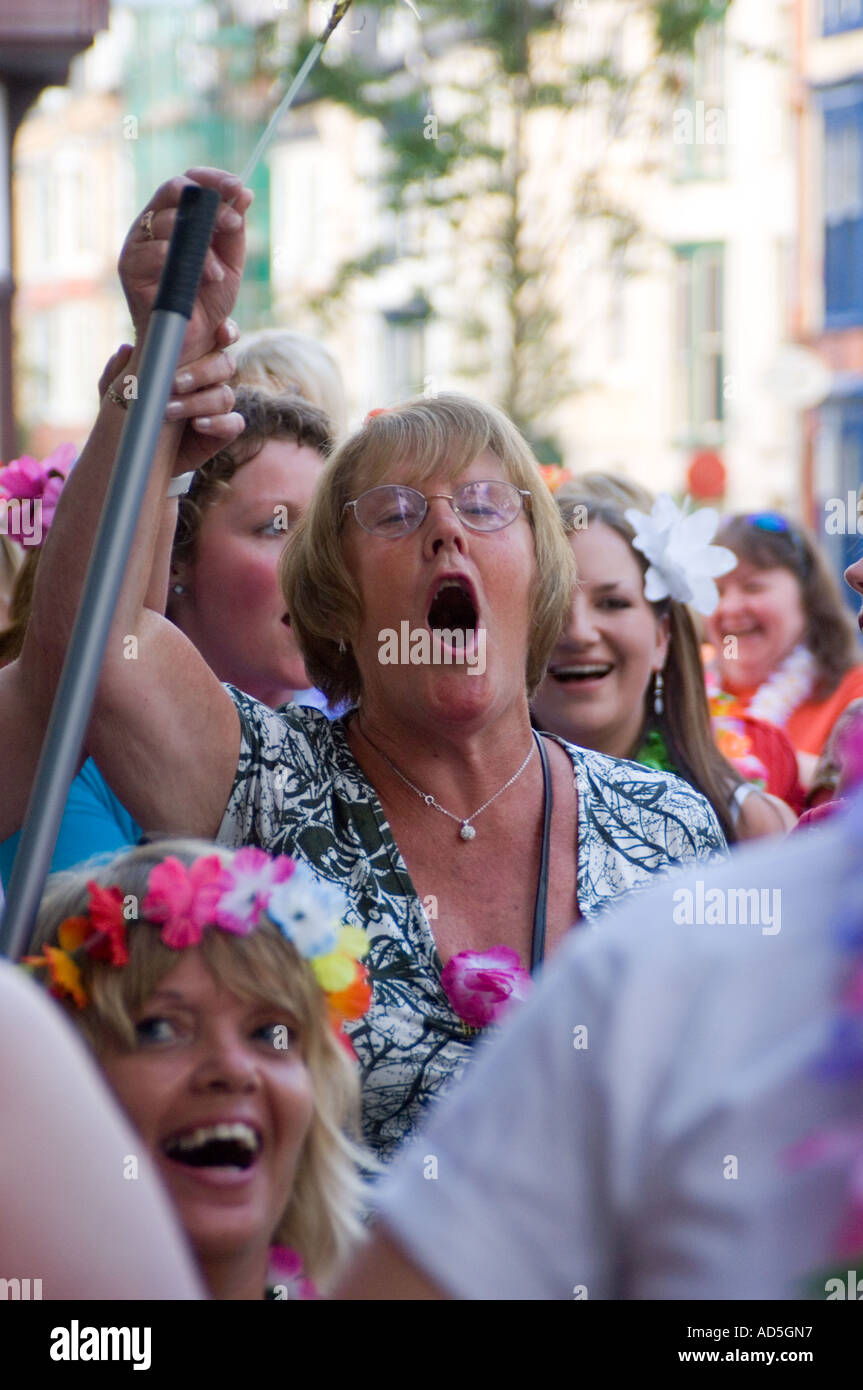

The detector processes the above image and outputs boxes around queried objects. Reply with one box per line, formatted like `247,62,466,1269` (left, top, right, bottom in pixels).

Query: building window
817,402,863,607
674,245,724,444
383,300,428,401
822,0,863,38
672,22,726,181
823,103,863,326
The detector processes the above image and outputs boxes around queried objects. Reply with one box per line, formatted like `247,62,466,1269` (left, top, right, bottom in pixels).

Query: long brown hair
553,480,743,843
714,513,859,698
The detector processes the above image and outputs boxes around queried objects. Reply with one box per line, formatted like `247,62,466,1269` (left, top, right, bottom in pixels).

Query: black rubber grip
153,184,221,319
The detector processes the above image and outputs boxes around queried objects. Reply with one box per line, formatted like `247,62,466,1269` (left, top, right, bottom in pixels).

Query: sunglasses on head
743,512,810,574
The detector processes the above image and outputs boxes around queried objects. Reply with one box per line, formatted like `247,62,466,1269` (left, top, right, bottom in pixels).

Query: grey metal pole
0,184,220,960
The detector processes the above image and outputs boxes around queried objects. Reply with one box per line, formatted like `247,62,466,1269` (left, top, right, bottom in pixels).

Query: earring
172,584,186,595
653,669,664,717
338,638,347,654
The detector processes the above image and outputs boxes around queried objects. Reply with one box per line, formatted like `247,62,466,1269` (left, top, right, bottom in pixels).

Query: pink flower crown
0,444,77,548
23,849,372,1055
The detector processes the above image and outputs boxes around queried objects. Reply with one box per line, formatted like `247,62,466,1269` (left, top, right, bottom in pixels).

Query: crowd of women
1,167,863,1300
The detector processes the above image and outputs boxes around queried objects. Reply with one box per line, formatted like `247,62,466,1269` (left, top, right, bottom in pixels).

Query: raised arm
18,170,253,839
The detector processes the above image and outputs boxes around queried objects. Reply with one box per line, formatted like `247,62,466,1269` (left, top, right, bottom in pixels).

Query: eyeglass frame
341,480,532,536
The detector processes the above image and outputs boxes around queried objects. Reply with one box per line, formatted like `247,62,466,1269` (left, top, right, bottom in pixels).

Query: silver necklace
359,723,537,841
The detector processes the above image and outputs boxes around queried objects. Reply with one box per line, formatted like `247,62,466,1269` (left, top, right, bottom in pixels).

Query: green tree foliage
259,0,731,445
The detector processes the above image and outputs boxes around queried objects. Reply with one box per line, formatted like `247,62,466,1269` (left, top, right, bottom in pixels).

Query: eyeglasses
342,481,531,538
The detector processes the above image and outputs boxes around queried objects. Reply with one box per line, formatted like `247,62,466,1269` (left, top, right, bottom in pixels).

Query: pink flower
214,847,296,934
785,1129,863,1257
0,444,76,545
267,1245,319,1299
0,457,44,501
441,946,532,1028
143,855,228,949
0,444,75,501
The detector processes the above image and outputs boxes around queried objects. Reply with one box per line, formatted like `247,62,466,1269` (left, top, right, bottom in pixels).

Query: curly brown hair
171,387,333,572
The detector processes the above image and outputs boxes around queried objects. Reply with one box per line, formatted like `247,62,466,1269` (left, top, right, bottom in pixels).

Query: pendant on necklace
459,822,476,841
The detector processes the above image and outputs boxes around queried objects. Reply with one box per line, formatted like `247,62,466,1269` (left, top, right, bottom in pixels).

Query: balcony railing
0,1,108,40
0,0,109,83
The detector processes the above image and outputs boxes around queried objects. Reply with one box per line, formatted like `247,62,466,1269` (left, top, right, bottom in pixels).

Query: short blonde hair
280,392,576,706
232,329,348,438
31,839,368,1288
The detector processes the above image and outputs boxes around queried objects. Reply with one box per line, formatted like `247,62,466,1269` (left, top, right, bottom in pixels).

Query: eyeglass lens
353,481,522,534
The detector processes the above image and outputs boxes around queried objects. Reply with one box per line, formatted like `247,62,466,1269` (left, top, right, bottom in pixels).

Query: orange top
721,666,863,759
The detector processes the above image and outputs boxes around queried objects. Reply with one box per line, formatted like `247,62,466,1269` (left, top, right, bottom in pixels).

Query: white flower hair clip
623,494,737,615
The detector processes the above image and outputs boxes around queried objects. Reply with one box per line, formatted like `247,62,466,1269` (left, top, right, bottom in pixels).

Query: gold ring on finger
139,209,155,241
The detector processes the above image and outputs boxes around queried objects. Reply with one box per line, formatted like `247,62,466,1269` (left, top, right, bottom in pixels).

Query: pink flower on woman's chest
441,946,532,1029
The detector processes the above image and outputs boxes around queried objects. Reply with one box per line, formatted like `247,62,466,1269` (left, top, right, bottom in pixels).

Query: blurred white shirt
373,813,861,1299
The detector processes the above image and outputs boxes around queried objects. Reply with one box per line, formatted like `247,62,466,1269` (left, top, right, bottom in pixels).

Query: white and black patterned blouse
217,688,727,1160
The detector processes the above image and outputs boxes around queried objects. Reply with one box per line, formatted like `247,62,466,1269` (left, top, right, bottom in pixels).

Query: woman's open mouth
548,663,613,684
162,1122,262,1185
426,578,478,637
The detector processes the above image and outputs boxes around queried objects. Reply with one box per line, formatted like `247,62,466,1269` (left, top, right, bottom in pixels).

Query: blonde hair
281,392,576,706
232,329,348,438
31,839,369,1287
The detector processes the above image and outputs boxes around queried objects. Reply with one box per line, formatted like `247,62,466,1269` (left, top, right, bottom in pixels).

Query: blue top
0,695,334,894
0,756,141,888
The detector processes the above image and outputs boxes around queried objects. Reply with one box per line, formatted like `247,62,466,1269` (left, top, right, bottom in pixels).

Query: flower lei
704,668,770,786
782,728,863,1293
0,444,76,548
743,644,817,729
22,848,372,1055
624,494,737,616
633,726,677,775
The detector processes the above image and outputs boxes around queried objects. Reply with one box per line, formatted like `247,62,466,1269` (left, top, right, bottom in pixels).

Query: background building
8,0,824,547
1,0,108,459
804,0,863,598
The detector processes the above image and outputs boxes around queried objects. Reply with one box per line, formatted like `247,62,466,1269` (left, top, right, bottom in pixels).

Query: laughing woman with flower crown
25,839,369,1299
17,169,726,1160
